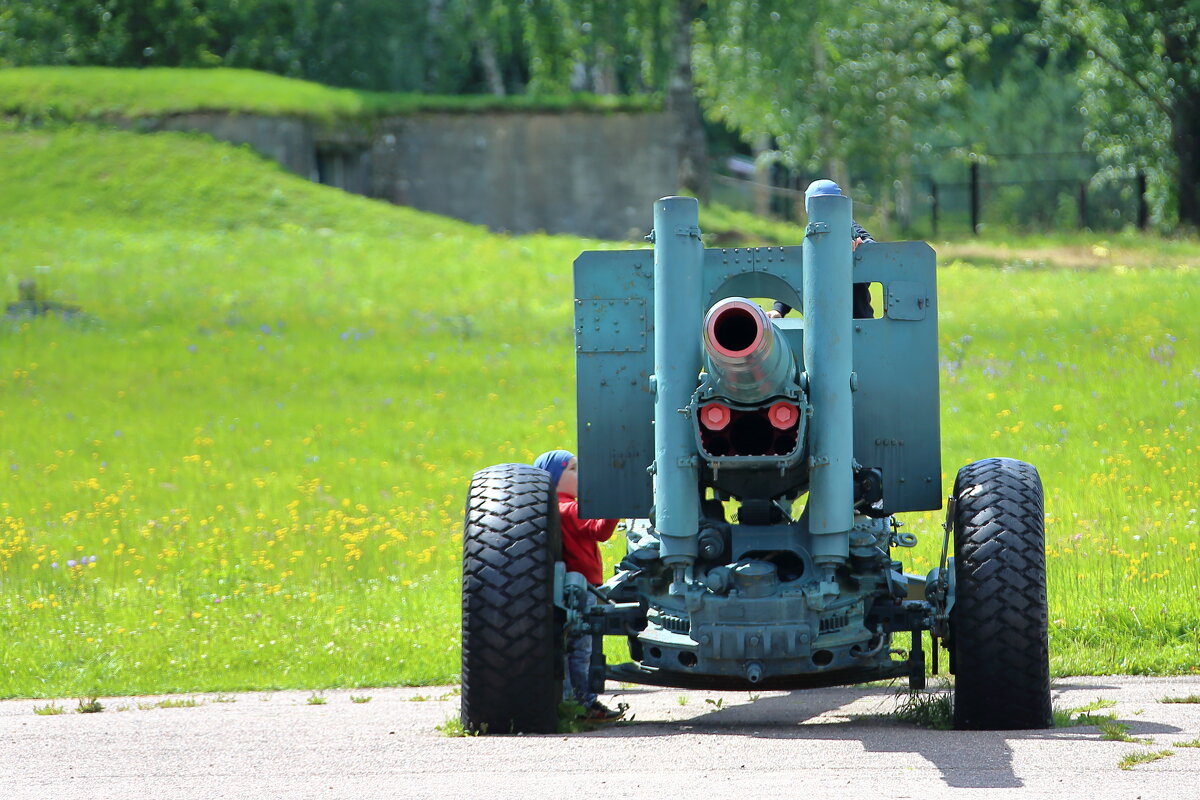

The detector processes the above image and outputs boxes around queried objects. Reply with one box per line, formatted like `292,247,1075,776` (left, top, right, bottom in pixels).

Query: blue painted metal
801,182,854,569
567,190,952,691
850,242,941,513
650,197,703,573
573,240,940,518
572,249,655,518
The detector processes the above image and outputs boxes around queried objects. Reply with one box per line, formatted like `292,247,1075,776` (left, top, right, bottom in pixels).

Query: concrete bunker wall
137,111,680,240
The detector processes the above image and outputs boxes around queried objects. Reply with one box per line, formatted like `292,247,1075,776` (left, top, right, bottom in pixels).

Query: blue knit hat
533,449,574,488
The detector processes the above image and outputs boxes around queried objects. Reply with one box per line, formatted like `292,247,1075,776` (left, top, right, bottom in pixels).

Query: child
533,449,624,721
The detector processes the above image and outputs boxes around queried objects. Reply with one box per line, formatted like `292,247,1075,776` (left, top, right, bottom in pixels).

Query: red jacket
558,492,618,585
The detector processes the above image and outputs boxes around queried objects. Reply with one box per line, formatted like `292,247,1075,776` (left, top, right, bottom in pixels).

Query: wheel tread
951,457,1052,730
460,463,563,734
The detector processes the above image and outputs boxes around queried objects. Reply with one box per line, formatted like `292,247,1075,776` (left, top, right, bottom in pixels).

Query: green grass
696,201,807,247
436,714,478,737
75,697,103,713
139,697,200,710
0,67,659,123
895,240,1200,678
1097,719,1151,744
892,688,953,729
894,692,1127,731
1118,750,1174,770
0,125,594,697
1160,694,1200,704
1,121,1199,698
1053,698,1117,727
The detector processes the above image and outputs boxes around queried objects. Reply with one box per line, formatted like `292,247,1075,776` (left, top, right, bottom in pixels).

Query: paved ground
2,676,1199,799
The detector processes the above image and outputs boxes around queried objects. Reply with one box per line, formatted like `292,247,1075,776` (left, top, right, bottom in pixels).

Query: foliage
0,0,675,97
936,48,1085,169
0,66,658,122
693,0,976,223
1040,0,1200,227
0,0,425,91
4,1,1196,232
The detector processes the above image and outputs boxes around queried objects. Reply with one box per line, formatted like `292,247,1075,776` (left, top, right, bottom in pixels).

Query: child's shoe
581,701,624,721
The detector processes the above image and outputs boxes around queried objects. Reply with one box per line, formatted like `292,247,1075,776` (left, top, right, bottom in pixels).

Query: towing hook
850,627,887,659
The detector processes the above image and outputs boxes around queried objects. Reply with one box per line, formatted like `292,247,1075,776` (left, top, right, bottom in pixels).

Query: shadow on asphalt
585,681,1185,790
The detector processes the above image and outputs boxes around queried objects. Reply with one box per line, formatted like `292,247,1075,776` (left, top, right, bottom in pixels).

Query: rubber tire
950,457,1052,730
460,463,563,734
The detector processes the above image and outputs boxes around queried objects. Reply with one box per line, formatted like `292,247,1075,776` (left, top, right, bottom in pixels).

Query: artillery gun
461,184,1051,733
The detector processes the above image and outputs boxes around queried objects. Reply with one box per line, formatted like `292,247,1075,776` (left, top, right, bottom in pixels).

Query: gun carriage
461,185,1051,733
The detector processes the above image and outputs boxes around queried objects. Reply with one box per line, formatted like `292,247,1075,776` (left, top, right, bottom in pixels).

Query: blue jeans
565,591,597,707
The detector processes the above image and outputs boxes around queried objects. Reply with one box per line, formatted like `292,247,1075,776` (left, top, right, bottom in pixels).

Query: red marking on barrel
700,402,732,431
768,401,798,430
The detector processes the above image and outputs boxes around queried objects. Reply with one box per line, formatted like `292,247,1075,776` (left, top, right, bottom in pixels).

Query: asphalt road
2,676,1199,799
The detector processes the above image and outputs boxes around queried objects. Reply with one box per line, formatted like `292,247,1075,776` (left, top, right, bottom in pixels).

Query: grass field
1,121,1198,698
0,66,657,121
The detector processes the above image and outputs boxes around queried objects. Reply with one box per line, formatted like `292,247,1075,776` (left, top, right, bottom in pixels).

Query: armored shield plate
574,242,941,519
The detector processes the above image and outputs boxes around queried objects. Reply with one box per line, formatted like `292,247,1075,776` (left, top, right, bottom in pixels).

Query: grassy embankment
0,79,1197,697
0,65,658,120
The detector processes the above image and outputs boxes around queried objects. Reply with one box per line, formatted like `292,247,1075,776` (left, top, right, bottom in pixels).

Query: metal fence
710,152,1148,239
926,160,1147,237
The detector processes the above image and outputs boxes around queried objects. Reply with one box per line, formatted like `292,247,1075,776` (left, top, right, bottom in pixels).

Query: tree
667,0,708,197
1,1,148,66
1041,0,1200,227
693,0,966,224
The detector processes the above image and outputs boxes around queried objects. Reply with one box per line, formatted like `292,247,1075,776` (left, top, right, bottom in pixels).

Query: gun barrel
702,298,797,404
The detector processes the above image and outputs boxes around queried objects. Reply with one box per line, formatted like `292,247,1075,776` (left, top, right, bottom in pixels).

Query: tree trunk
592,57,618,95
475,34,506,96
829,158,849,194
667,0,709,199
897,153,914,230
1173,105,1200,227
1164,25,1199,227
753,133,772,218
588,42,618,95
877,180,891,233
424,0,444,92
